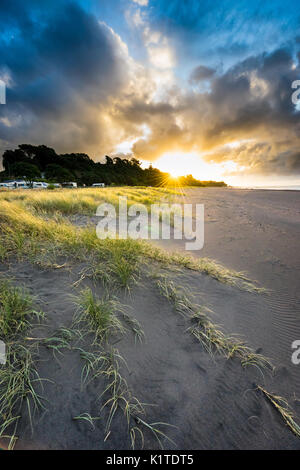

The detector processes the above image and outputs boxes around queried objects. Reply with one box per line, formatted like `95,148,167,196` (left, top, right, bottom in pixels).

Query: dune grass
71,286,171,448
42,327,82,358
1,188,298,445
0,195,262,291
0,279,43,339
74,289,125,341
73,413,100,429
0,280,45,449
78,345,175,449
74,288,144,344
156,276,272,372
0,187,180,216
120,311,145,344
0,342,44,449
257,385,300,438
142,244,266,292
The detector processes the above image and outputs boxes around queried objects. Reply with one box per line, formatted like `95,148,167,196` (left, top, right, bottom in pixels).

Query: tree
3,144,59,173
45,164,74,182
11,162,41,185
1,144,227,187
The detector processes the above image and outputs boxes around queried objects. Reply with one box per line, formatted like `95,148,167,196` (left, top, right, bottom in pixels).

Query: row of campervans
0,180,105,189
0,180,57,189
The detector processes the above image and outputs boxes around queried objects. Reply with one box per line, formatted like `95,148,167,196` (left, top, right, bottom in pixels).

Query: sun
155,152,193,177
155,151,226,181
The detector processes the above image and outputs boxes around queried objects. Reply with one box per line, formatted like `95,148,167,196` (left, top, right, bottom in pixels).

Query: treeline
177,174,227,187
0,144,227,187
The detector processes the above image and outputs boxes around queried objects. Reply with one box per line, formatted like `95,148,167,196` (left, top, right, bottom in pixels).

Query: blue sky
0,0,300,183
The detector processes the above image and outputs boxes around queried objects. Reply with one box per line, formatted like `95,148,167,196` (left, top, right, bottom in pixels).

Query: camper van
62,182,78,188
0,180,29,189
0,182,10,189
32,182,48,189
16,182,29,189
92,183,105,188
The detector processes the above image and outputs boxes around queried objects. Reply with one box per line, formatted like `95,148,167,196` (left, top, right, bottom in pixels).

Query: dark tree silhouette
11,162,40,180
1,144,227,187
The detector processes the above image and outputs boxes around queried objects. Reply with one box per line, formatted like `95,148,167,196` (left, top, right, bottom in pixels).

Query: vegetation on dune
155,276,272,372
0,279,42,338
77,346,175,449
141,243,265,292
0,189,260,290
0,186,180,216
0,280,44,449
75,289,125,341
257,386,300,439
0,343,44,449
42,327,81,358
72,291,173,449
0,144,227,187
1,187,297,447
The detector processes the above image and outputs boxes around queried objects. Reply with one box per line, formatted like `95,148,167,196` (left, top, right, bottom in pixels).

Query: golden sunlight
155,151,229,181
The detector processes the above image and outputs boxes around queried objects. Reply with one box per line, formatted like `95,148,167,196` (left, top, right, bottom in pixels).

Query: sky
0,0,300,185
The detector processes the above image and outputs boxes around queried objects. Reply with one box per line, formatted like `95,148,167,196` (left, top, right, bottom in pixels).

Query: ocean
235,185,300,191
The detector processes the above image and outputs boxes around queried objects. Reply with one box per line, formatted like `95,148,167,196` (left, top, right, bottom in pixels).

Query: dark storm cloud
0,1,130,156
0,0,300,177
189,65,215,83
203,48,300,140
129,46,300,175
0,0,34,32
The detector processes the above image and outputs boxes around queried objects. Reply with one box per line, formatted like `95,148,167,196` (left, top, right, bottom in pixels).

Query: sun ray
155,151,226,182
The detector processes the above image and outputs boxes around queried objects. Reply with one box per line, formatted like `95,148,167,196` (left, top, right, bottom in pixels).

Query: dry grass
257,385,300,438
0,193,263,291
0,187,180,216
156,276,272,372
0,280,45,449
71,287,172,448
78,346,175,449
142,244,266,292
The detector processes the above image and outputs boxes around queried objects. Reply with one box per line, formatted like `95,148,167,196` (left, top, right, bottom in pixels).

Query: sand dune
1,188,300,449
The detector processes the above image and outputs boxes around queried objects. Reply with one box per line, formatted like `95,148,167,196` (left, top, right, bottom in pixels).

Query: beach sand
156,188,300,380
1,188,300,450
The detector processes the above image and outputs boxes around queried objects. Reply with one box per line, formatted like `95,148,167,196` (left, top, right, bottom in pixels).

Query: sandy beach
1,187,300,450
157,188,300,371
154,187,300,446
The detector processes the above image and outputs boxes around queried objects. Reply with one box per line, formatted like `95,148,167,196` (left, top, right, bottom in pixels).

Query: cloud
189,65,215,83
127,46,300,175
126,2,176,71
148,45,175,69
0,2,146,158
142,0,300,66
131,0,148,6
0,1,300,178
